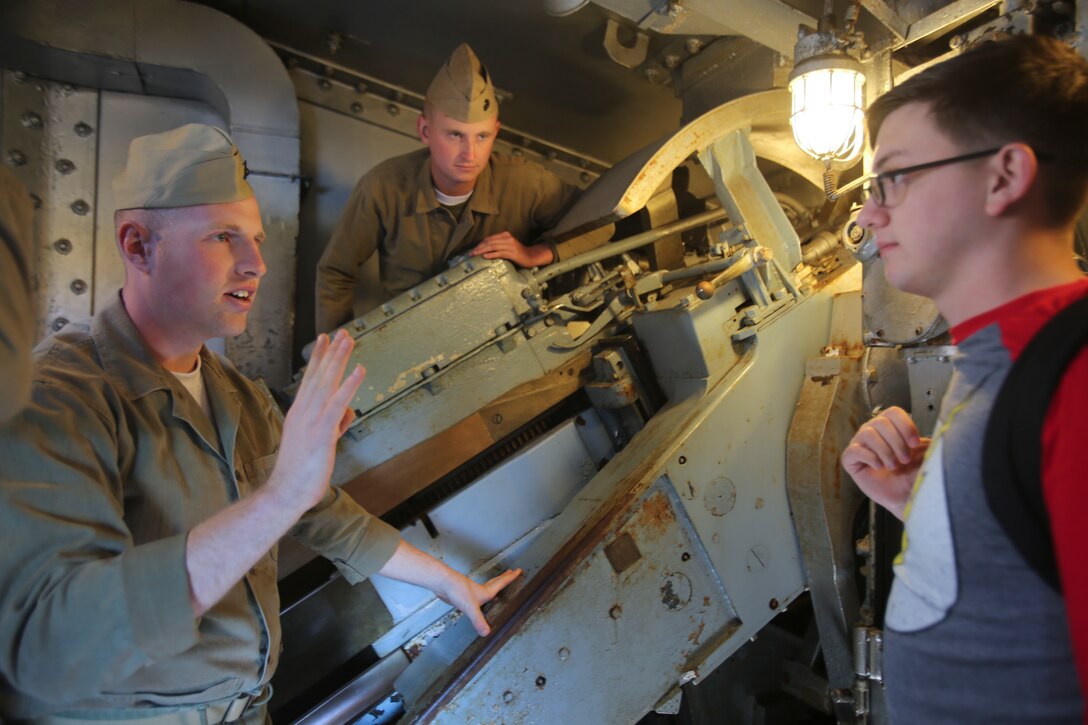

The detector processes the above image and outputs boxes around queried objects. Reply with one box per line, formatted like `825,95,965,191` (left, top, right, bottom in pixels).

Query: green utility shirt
0,296,402,718
315,149,579,333
0,164,34,422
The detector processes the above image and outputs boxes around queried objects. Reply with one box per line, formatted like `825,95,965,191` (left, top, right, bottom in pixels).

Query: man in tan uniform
0,164,35,422
0,124,519,723
315,43,603,333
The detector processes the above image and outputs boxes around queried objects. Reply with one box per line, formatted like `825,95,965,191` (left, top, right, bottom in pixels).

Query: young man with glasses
841,35,1088,722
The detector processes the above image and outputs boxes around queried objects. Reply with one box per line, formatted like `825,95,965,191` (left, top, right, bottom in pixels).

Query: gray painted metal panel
425,481,742,725
369,412,612,653
2,71,98,339
699,130,804,272
400,270,861,722
589,0,816,57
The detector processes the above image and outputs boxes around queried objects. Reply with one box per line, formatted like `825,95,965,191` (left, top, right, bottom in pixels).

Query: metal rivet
21,112,43,130
609,604,623,619
350,101,363,114
70,279,87,295
535,675,546,688
545,150,558,161
491,413,503,425
511,147,523,157
502,690,515,704
681,552,691,562
580,171,591,183
558,647,570,661
61,83,75,93
769,598,779,610
12,71,27,83
54,239,72,254
386,103,400,116
74,122,94,137
355,81,368,94
55,159,75,174
678,455,687,465
71,199,90,215
317,78,332,92
52,317,69,331
7,150,27,167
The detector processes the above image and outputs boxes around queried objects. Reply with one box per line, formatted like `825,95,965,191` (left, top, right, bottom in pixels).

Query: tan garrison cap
112,124,253,211
425,43,499,123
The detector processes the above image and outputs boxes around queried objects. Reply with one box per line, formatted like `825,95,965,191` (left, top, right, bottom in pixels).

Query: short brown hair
867,35,1088,224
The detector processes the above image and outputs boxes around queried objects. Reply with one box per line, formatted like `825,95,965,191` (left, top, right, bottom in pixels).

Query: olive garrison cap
425,43,499,123
112,124,253,211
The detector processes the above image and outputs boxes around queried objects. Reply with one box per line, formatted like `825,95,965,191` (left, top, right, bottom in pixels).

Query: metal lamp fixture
789,7,866,194
788,55,865,165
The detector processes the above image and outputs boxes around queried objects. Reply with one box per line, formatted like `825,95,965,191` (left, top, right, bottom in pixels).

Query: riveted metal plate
3,70,99,338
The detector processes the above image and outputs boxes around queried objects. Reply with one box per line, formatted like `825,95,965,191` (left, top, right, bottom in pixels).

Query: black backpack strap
982,294,1088,592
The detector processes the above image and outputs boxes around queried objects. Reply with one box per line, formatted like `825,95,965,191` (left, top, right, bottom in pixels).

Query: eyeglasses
861,148,1003,207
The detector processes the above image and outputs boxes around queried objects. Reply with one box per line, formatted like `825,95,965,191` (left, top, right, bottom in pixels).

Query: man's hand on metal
378,540,523,637
470,231,555,268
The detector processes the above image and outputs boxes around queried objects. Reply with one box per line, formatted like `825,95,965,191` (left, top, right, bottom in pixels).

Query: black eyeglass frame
863,148,1001,206
834,146,1054,206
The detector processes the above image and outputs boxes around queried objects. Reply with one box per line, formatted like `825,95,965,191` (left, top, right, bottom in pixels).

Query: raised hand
268,329,365,513
841,406,930,520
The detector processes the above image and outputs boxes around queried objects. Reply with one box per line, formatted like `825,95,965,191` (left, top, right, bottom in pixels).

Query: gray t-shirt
884,321,1082,723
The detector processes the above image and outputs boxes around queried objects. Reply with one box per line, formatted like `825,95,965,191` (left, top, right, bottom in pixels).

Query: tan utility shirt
0,296,401,718
315,149,579,333
0,164,34,422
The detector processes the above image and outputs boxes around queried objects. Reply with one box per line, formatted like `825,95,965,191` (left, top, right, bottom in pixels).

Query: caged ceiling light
788,6,867,195
788,55,865,165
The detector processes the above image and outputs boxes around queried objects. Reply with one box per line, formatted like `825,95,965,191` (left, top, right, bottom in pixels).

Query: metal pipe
535,208,728,283
660,255,741,286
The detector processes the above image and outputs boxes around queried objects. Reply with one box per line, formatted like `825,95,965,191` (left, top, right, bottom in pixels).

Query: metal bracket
603,18,649,69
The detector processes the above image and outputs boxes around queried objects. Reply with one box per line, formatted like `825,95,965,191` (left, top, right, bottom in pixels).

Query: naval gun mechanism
276,87,884,724
4,0,1078,721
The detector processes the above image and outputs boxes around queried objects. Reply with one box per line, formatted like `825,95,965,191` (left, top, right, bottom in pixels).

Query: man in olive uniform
0,124,519,723
0,164,34,422
315,43,606,333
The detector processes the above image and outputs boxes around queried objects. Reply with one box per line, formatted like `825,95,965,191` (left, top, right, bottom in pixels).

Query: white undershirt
171,355,213,421
434,188,473,206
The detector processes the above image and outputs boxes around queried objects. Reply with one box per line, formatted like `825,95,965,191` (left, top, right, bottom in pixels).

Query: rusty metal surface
547,90,827,241
785,292,868,695
398,270,857,723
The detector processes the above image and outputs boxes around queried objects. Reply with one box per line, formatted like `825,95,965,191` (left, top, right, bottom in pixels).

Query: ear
117,220,155,274
984,143,1038,217
417,113,430,144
